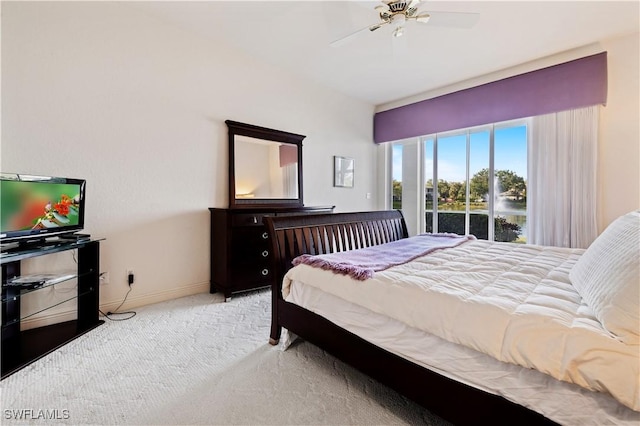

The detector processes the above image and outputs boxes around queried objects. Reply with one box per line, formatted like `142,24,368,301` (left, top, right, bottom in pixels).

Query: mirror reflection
234,135,299,200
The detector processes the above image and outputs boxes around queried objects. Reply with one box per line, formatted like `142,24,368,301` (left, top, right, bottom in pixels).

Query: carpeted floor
1,290,450,425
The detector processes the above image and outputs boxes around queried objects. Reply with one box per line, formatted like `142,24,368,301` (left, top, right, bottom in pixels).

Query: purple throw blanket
292,233,475,280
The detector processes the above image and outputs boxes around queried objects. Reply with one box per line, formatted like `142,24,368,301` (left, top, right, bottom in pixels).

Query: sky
393,125,527,183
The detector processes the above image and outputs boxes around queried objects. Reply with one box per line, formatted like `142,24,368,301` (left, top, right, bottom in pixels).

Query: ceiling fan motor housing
382,1,421,21
388,1,408,13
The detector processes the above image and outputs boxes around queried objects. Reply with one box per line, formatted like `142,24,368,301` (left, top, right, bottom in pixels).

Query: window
392,144,403,210
493,125,527,242
391,120,528,242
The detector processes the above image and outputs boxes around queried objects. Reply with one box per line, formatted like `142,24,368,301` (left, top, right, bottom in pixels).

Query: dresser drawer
231,213,273,227
231,265,272,286
231,225,268,245
230,244,272,264
210,206,334,298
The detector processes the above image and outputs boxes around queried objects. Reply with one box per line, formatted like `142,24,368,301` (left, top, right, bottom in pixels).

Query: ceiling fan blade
420,11,480,28
330,21,383,47
415,13,430,24
370,21,389,32
406,0,422,15
375,4,390,14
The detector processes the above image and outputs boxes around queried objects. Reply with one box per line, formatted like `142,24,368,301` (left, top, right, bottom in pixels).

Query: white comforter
283,239,640,411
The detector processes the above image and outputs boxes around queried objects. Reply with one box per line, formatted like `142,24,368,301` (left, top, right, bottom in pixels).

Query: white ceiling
130,1,639,106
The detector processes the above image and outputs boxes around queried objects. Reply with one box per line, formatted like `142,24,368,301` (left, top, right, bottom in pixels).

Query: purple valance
373,52,608,143
279,144,297,167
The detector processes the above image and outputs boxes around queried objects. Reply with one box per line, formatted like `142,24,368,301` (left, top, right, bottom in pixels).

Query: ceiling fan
330,0,479,47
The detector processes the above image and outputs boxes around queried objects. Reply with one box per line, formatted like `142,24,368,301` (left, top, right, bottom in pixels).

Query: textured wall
598,33,640,232
1,2,376,314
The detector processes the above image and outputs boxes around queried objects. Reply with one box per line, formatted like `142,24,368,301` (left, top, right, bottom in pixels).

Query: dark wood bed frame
264,210,557,425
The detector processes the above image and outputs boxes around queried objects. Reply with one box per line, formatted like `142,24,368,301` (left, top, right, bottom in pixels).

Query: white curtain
282,163,298,198
528,106,599,248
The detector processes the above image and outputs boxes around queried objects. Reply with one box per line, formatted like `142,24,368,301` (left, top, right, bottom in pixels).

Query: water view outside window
494,126,527,242
396,123,527,243
469,131,491,238
431,133,468,236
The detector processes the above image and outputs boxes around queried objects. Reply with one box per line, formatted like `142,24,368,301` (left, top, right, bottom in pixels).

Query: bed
264,210,640,425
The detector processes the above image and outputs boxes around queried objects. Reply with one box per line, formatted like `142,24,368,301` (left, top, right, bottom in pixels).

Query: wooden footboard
263,210,556,425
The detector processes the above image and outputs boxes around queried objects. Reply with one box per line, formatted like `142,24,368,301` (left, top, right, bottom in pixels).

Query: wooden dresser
209,206,334,299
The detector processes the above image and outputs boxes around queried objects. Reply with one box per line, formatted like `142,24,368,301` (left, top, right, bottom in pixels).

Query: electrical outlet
99,271,109,285
127,269,135,286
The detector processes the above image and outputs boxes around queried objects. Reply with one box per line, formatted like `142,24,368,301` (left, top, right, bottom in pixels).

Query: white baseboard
20,281,211,330
20,309,79,331
100,281,210,313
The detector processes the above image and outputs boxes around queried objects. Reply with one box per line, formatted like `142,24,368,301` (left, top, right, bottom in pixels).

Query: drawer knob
252,216,258,224
261,250,269,257
261,268,269,276
262,232,269,240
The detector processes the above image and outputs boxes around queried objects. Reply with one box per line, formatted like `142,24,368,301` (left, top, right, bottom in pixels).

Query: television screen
0,173,86,244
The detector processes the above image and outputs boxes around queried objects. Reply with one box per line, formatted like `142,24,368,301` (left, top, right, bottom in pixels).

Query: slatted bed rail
264,210,408,343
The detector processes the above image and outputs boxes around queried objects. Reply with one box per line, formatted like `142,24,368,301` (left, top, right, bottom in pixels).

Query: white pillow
570,210,640,345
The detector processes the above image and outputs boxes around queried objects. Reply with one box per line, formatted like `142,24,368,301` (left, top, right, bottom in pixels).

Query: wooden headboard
263,209,407,345
264,210,408,288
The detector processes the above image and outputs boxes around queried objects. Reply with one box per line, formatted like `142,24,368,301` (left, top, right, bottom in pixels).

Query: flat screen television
0,173,86,245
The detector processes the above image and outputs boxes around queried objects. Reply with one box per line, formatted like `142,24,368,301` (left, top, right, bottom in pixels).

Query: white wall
377,35,640,234
1,2,377,317
598,33,640,232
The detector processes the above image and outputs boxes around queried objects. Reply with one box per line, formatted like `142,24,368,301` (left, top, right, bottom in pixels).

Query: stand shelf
1,239,104,379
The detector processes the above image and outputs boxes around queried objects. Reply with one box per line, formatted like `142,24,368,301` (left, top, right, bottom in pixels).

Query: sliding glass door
394,120,528,242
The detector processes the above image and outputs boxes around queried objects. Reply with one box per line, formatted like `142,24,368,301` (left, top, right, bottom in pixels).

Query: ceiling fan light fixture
391,13,406,38
392,13,407,26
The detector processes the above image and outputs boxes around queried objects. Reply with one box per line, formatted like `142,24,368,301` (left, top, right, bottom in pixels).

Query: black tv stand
13,237,48,250
1,234,92,254
1,238,104,379
57,233,91,242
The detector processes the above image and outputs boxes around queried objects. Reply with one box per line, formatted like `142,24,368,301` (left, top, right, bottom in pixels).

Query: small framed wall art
334,156,354,188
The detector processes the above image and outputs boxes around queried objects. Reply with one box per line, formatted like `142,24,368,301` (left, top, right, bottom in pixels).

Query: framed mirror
227,120,304,208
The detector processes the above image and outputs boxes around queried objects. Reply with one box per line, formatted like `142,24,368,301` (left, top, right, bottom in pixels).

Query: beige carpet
1,290,449,425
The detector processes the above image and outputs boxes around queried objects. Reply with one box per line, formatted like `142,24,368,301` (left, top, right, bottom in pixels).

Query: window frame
387,117,529,241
